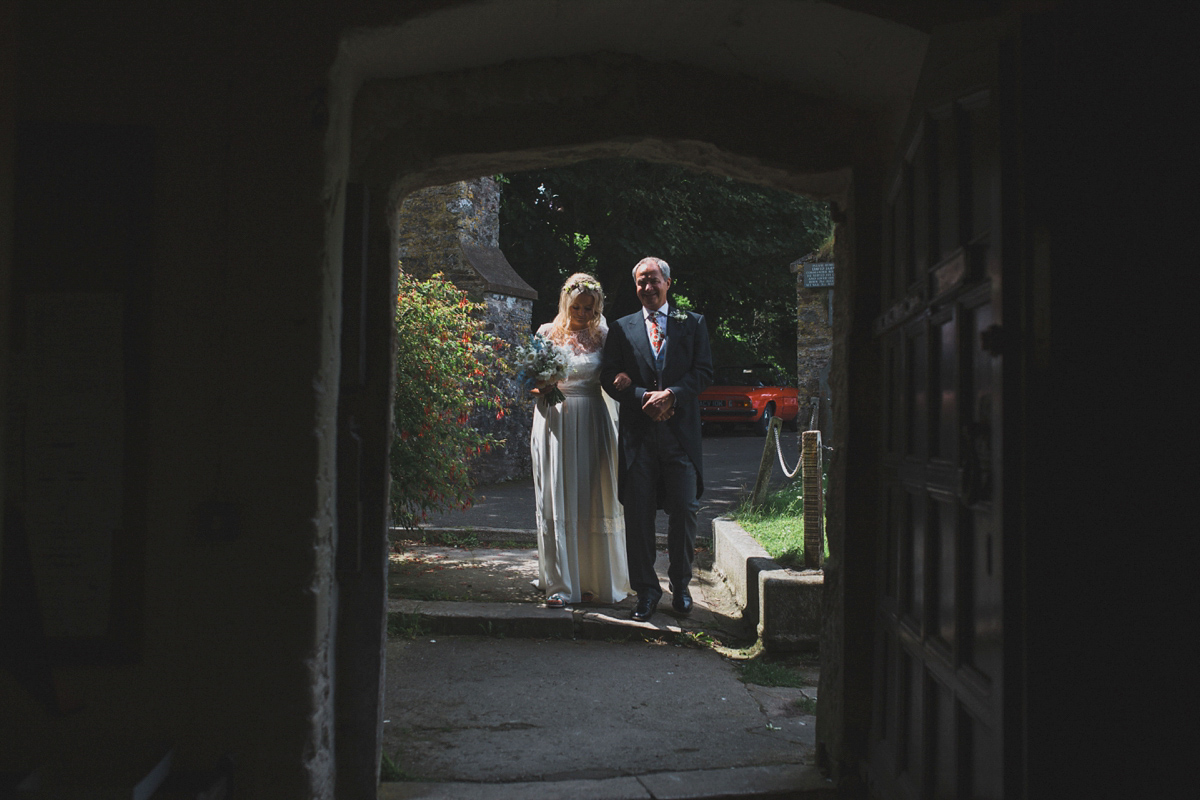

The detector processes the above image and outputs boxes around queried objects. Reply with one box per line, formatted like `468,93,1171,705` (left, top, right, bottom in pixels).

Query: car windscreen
713,367,773,387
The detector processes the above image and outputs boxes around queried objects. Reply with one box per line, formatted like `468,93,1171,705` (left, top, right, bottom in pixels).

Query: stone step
388,598,699,643
379,763,836,800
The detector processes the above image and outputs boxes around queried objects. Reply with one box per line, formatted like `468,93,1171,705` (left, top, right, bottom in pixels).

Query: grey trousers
623,424,699,598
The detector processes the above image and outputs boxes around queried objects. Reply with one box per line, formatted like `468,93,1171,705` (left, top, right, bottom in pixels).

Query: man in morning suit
600,257,713,622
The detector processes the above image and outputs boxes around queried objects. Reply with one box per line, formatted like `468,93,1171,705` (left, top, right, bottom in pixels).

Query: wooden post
802,429,824,570
749,415,785,508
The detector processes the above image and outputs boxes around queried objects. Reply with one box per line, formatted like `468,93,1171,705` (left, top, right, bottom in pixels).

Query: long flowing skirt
530,389,630,603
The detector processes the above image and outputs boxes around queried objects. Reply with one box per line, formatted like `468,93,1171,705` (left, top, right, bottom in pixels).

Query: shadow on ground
383,532,823,796
381,432,824,797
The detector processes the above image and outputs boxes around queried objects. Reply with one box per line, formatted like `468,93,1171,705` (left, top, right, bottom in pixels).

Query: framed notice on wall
2,292,141,661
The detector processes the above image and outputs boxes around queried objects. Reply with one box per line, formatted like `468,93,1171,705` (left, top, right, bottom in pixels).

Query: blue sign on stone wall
803,262,834,288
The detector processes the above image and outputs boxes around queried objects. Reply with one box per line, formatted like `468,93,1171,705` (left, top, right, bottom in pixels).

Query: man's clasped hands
612,372,675,422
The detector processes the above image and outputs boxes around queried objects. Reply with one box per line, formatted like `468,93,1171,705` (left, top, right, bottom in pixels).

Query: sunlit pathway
383,635,818,784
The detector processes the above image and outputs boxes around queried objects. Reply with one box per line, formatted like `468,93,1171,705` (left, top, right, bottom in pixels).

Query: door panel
870,81,1004,799
334,183,395,799
935,311,958,461
906,323,928,459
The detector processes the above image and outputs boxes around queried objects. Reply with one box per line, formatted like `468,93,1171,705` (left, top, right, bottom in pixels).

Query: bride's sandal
546,593,568,608
580,592,595,604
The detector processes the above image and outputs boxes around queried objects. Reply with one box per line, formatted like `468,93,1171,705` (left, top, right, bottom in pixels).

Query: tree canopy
498,158,832,373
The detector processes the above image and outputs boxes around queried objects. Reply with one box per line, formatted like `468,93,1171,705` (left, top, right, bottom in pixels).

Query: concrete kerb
394,520,819,651
711,517,823,653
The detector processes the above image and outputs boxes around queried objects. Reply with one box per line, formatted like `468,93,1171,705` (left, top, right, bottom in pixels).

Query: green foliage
499,159,833,371
390,270,508,529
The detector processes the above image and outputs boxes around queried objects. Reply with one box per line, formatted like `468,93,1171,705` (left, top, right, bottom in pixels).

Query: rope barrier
769,398,821,480
773,423,802,479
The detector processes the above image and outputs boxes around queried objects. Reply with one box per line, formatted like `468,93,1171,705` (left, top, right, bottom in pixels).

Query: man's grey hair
632,257,671,281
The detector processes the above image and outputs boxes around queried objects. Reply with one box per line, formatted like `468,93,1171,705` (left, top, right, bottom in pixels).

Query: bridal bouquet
514,333,570,406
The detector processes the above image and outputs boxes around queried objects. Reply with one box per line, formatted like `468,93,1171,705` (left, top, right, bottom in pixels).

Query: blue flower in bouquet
514,334,570,406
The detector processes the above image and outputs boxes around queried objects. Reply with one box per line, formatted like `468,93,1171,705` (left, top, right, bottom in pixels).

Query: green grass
379,752,413,782
736,658,809,688
793,695,818,714
387,612,428,639
731,482,830,568
674,630,717,649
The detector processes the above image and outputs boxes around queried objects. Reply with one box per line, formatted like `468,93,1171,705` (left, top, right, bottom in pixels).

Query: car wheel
755,403,775,436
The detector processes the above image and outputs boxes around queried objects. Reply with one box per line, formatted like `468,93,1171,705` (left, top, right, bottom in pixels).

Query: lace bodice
537,321,606,355
538,322,607,395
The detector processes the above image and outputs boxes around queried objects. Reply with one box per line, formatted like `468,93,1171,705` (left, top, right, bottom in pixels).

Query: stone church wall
397,176,498,296
791,255,834,436
796,287,833,434
396,178,534,485
474,292,535,484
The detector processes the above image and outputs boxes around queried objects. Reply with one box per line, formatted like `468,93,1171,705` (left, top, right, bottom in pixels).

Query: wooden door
869,84,1007,799
334,183,395,798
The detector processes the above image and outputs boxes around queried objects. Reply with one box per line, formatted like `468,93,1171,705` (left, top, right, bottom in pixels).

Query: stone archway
5,2,1161,797
323,4,930,793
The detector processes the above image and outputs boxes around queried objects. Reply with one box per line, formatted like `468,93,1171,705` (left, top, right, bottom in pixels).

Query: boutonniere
668,309,688,322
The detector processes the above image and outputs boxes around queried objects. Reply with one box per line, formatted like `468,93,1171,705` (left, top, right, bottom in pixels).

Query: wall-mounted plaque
803,262,835,289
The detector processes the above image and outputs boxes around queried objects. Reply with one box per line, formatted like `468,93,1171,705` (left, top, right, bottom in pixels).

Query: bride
530,273,632,607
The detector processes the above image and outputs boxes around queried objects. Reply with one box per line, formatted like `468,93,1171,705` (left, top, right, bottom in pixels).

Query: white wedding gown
530,325,631,604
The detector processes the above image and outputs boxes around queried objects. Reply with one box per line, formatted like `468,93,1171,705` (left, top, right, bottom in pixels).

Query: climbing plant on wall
390,270,509,529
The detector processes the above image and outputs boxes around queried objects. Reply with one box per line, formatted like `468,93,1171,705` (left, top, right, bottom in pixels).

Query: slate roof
462,244,538,300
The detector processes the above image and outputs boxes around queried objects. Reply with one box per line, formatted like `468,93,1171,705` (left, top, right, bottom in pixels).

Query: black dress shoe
631,592,660,622
671,585,693,614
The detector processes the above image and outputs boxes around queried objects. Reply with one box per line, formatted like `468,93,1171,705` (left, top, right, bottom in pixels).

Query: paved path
421,428,802,538
380,430,829,799
381,636,825,797
381,558,827,798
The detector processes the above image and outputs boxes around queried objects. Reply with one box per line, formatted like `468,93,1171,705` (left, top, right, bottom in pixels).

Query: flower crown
563,277,602,297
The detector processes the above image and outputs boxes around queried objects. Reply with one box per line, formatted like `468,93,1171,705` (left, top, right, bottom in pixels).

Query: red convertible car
700,365,800,434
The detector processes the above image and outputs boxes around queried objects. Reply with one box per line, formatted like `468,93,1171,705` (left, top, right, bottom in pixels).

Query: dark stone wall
795,283,833,434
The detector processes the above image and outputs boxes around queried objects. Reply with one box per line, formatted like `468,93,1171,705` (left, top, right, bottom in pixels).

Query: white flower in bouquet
514,333,570,406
